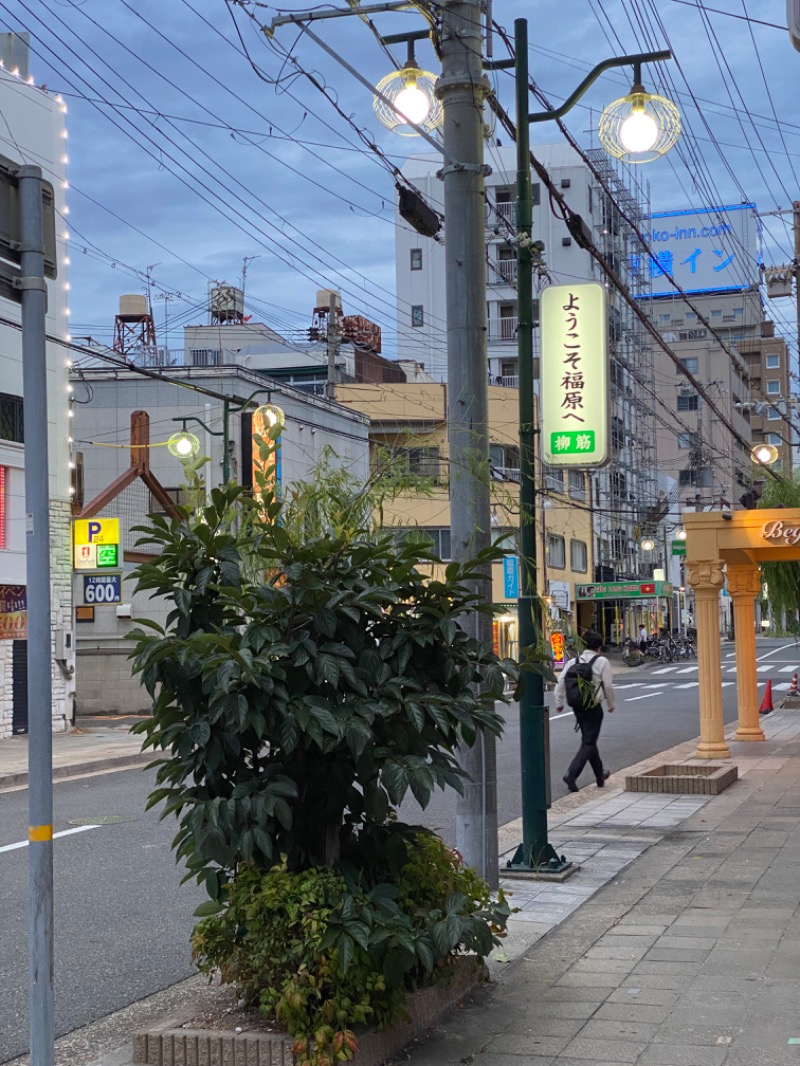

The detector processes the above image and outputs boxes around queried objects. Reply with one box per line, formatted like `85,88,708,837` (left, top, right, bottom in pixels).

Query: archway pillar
727,563,765,742
687,559,730,759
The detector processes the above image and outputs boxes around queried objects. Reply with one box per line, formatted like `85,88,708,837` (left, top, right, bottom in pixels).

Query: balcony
488,316,517,342
493,466,521,482
493,259,517,285
488,201,514,227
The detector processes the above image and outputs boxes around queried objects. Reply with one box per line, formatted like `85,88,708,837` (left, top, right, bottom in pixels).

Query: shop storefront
575,579,674,645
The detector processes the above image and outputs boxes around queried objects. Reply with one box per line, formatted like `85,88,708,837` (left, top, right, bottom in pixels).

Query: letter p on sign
88,521,101,542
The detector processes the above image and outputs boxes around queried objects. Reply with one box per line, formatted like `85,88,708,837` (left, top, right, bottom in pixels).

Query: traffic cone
759,679,774,715
788,673,799,697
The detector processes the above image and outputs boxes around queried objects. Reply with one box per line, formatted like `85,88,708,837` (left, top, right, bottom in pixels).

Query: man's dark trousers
566,706,605,783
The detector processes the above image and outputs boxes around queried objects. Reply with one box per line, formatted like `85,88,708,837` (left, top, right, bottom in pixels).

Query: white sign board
639,203,759,298
541,282,609,468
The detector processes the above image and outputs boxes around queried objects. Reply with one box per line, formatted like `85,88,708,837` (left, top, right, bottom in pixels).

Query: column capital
725,563,761,598
686,559,725,591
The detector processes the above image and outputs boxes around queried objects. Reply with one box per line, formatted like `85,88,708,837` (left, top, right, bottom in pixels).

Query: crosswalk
616,661,800,694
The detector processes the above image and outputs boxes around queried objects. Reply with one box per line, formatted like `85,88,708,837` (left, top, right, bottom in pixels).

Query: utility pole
437,0,497,886
325,292,340,400
20,165,55,1066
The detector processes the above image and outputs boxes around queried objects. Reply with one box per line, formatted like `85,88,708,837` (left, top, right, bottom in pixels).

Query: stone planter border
624,761,737,795
133,956,485,1066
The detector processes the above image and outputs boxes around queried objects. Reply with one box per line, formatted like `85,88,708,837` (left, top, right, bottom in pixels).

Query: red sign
639,583,655,594
550,631,566,666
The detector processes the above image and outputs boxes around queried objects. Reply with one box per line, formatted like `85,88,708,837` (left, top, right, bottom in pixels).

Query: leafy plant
759,474,800,633
192,834,510,1065
128,453,517,896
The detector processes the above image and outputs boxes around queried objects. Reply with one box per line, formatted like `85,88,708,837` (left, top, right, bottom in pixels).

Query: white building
70,364,370,715
0,38,74,737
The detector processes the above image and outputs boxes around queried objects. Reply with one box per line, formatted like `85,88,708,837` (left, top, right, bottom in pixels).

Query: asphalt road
1,636,797,1063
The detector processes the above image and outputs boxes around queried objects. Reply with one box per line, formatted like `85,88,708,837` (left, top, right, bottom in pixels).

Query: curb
0,751,152,792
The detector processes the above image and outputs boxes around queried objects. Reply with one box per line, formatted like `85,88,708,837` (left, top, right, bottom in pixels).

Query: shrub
192,834,510,1065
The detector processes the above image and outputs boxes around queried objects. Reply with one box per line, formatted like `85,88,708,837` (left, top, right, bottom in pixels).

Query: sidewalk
4,708,800,1066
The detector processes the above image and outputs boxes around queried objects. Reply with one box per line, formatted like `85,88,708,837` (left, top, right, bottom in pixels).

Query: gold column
728,563,765,742
688,560,730,759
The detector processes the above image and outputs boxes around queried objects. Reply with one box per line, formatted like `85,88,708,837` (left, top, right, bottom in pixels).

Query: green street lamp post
501,18,679,872
171,388,276,483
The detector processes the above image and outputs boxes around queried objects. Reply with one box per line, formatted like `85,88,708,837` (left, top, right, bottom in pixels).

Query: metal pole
437,0,497,885
222,398,230,484
19,164,55,1066
507,18,566,872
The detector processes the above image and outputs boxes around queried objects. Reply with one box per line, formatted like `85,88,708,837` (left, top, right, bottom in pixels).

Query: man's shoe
562,774,579,793
597,771,611,787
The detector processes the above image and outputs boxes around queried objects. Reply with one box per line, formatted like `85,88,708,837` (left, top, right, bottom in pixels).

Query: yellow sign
74,518,120,546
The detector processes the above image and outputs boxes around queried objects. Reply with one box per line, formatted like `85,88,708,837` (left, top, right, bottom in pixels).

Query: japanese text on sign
541,282,608,468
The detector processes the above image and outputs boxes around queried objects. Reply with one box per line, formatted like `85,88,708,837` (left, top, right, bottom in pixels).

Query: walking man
554,630,616,792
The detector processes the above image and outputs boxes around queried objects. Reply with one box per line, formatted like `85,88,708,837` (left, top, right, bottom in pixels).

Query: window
677,394,699,412
490,444,520,480
396,446,440,480
768,407,781,421
546,534,566,569
677,432,696,449
767,433,782,446
0,393,24,443
767,380,780,395
411,305,424,328
711,309,722,318
149,487,190,515
766,354,780,369
679,468,697,485
391,527,451,561
190,348,220,367
658,314,671,324
678,357,699,374
543,466,564,493
568,469,585,502
570,539,588,572
410,248,422,271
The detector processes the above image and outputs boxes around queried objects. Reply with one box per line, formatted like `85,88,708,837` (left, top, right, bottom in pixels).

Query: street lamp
599,64,681,163
373,39,442,136
171,389,278,483
494,19,679,874
751,442,779,466
640,537,656,552
167,429,200,459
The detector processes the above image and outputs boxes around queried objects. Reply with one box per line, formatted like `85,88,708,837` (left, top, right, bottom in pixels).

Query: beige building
335,382,595,658
739,321,793,474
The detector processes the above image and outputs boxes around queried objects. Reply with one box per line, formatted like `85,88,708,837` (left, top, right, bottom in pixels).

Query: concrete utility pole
19,165,55,1066
436,0,497,885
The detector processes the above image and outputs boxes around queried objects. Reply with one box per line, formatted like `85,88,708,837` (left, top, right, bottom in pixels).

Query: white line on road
676,666,698,674
0,824,100,856
651,667,678,674
757,644,800,662
757,665,774,673
779,666,799,674
722,682,735,688
674,682,699,689
643,683,669,688
625,693,658,702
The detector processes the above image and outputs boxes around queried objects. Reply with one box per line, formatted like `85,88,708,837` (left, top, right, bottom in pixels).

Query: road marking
615,683,644,689
674,682,699,689
757,644,800,662
0,824,100,856
757,665,775,673
643,683,669,688
651,667,678,674
549,710,574,722
676,666,698,674
626,693,658,702
779,665,799,674
721,682,735,687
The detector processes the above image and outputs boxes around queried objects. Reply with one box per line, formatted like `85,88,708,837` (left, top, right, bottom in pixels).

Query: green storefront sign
672,540,687,556
576,580,673,601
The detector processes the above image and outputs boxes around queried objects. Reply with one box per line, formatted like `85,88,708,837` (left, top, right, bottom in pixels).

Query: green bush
192,833,510,1066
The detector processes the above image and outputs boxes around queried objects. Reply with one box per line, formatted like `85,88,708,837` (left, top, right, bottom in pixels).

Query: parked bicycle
621,637,645,666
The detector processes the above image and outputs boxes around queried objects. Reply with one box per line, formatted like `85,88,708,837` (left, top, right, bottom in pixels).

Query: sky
0,0,797,365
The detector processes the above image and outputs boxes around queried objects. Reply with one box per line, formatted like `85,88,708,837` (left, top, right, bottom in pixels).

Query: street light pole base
504,843,579,882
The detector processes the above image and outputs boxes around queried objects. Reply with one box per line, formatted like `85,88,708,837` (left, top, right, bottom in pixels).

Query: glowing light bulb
640,538,655,552
619,108,658,153
676,529,687,540
395,84,430,125
175,436,193,456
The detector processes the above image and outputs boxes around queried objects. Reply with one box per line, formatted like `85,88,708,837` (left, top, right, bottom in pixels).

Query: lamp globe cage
167,430,200,458
599,69,680,164
751,442,779,467
373,56,442,137
252,403,285,437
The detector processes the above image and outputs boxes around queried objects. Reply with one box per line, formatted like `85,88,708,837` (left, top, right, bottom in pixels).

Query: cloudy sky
0,0,796,362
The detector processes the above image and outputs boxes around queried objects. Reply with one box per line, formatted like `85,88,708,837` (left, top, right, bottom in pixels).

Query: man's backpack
563,654,602,715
